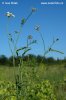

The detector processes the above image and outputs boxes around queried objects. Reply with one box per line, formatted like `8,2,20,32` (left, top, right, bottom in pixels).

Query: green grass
0,63,66,100
0,66,19,82
0,64,65,82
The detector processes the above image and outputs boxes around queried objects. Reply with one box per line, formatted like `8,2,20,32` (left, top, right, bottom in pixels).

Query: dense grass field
0,63,66,100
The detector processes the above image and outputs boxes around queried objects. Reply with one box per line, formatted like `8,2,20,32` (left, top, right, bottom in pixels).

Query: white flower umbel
6,12,15,18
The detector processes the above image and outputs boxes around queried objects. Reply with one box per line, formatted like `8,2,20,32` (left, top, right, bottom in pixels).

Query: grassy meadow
0,63,66,100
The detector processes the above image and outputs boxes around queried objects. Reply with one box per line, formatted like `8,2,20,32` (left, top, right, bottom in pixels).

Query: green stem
7,18,16,82
25,11,33,24
14,11,34,97
39,31,45,58
44,40,56,56
7,18,13,55
14,11,33,53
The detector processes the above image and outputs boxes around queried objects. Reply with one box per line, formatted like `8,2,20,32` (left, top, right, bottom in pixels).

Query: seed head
32,8,37,12
28,35,33,39
35,25,40,31
56,38,59,41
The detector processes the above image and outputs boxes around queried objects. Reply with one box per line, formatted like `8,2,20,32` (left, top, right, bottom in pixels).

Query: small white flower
32,8,37,12
35,25,40,31
6,12,15,18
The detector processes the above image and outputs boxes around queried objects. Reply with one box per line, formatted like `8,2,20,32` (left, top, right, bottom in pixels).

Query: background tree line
0,54,66,67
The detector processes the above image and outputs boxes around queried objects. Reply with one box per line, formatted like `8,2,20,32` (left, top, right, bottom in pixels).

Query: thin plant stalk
13,11,34,99
44,38,59,55
14,10,34,52
39,31,45,57
15,10,35,91
36,30,46,63
6,18,16,82
7,18,13,55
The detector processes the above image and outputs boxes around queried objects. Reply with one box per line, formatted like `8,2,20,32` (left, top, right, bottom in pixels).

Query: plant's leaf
16,46,29,56
28,40,37,45
22,48,31,56
15,31,19,34
10,38,13,42
16,51,18,56
49,48,51,51
16,47,28,56
21,18,26,25
56,38,59,41
8,33,14,43
32,40,37,43
50,48,64,54
16,47,28,52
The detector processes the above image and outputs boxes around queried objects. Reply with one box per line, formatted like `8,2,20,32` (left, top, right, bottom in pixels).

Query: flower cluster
6,12,15,18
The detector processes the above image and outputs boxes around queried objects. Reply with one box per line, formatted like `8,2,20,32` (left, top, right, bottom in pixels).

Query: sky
0,0,66,59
